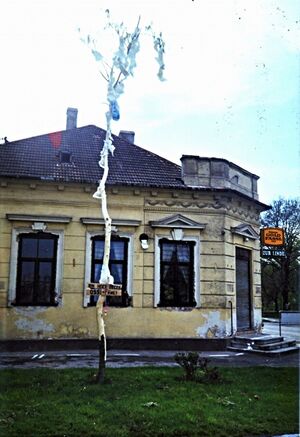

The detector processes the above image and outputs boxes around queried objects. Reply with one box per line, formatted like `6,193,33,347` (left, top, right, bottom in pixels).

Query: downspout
228,300,234,336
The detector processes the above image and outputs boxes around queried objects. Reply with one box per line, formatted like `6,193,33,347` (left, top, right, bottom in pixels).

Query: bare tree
261,198,300,312
80,10,165,383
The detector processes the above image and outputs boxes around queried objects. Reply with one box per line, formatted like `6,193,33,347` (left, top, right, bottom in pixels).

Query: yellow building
0,110,269,345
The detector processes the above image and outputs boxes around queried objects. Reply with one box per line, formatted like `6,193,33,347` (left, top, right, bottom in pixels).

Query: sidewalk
262,320,300,345
1,347,299,369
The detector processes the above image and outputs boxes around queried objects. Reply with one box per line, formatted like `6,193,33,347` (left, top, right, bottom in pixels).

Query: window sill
10,303,59,308
86,304,132,309
156,306,197,311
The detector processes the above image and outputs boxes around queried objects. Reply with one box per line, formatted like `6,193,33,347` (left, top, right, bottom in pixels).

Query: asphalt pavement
1,347,299,369
262,320,300,342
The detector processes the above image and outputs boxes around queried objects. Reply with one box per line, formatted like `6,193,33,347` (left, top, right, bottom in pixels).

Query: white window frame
8,227,64,306
154,235,200,307
83,231,134,307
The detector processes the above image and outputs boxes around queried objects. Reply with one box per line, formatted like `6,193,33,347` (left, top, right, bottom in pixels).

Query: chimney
119,130,135,143
66,107,78,130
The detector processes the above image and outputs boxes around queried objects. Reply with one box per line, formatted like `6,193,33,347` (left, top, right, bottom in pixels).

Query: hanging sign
86,283,122,296
260,227,285,247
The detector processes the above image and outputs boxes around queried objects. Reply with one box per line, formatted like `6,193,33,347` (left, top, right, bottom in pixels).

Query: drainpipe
228,300,234,336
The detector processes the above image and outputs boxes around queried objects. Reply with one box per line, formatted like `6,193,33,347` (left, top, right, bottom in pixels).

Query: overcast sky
0,0,299,204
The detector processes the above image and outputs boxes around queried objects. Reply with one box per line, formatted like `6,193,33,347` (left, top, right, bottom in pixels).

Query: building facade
0,113,269,341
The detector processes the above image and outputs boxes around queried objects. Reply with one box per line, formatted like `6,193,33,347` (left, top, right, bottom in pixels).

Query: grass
0,367,298,436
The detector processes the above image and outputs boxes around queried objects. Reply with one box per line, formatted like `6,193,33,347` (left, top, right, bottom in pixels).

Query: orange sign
261,227,285,246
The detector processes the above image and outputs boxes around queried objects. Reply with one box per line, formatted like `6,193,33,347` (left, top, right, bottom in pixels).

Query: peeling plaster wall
14,308,54,335
195,310,230,338
0,179,264,340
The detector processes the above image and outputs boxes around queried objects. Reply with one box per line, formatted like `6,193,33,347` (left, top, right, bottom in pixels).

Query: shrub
174,352,222,383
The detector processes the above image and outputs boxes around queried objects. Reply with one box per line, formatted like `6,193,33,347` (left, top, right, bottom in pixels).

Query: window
15,232,58,306
88,236,130,307
60,150,72,163
158,239,196,307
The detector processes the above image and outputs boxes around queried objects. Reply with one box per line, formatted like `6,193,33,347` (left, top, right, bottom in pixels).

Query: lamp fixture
139,233,149,250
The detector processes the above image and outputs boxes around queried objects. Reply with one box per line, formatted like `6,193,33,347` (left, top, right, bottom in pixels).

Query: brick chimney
66,107,78,130
119,130,135,143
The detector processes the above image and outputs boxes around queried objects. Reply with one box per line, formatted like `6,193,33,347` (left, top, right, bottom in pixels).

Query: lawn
0,366,298,436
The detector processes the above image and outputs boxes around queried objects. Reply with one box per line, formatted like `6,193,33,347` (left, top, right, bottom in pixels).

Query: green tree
261,198,300,312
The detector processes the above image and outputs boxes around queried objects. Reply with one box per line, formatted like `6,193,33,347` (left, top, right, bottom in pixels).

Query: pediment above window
149,214,206,230
231,224,259,240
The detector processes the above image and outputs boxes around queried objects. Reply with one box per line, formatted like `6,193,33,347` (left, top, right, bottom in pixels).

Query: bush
174,352,222,383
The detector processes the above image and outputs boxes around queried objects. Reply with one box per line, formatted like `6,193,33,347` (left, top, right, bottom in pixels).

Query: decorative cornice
145,197,260,222
145,199,226,209
80,218,141,227
6,214,72,223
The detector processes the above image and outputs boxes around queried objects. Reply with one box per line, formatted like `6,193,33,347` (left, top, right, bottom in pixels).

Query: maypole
80,9,165,383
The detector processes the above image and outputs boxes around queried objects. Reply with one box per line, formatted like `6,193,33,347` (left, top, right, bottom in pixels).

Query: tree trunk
96,335,106,384
274,296,279,313
96,295,106,384
93,131,113,384
282,259,290,310
282,287,289,310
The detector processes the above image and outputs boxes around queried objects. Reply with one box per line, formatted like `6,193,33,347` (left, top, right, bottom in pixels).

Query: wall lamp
139,233,149,250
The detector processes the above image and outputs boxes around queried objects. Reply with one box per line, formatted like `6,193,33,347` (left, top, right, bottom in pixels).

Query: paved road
1,347,299,369
262,321,300,342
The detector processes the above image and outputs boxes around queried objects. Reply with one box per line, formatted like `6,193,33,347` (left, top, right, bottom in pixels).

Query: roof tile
0,125,184,189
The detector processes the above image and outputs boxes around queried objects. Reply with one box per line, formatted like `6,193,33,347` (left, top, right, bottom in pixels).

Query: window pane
161,264,175,303
110,242,125,260
93,263,102,282
177,266,190,305
38,239,54,258
93,239,127,260
94,241,104,260
161,243,176,262
21,238,38,257
177,244,190,262
36,262,52,303
110,264,123,284
19,261,35,304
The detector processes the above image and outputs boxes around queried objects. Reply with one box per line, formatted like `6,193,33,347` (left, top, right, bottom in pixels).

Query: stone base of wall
0,337,230,352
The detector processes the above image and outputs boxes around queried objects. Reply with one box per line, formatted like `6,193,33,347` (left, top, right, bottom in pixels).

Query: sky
0,0,299,205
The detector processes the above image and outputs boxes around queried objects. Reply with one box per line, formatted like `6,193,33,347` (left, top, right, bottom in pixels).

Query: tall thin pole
80,10,165,383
